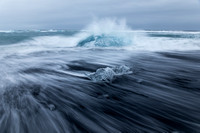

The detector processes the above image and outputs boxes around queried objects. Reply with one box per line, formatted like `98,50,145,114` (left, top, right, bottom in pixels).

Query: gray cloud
0,0,200,30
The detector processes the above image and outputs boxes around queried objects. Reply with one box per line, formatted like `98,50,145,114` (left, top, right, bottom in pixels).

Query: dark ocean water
0,29,200,133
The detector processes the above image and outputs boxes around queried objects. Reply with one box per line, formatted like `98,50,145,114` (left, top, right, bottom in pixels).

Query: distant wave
0,19,200,51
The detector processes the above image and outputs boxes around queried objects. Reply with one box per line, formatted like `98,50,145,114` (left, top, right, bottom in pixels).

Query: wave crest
77,34,132,47
77,19,133,47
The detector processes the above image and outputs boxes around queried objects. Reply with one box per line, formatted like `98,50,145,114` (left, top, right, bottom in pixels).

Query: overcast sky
0,0,200,30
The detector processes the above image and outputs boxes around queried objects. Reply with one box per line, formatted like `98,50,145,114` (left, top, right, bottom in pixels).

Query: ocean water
0,21,200,133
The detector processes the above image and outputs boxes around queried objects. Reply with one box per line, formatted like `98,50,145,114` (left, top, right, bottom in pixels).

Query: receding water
0,20,200,133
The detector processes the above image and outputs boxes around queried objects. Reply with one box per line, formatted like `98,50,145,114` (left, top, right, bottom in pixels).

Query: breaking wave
1,19,200,51
77,34,132,47
76,19,133,47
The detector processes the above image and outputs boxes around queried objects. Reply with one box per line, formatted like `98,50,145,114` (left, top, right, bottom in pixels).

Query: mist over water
0,19,200,133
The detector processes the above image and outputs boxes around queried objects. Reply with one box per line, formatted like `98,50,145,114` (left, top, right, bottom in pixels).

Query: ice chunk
87,65,132,82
